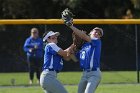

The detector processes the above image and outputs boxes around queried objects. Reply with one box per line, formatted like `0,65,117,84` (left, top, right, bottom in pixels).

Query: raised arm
69,25,91,42
61,8,91,42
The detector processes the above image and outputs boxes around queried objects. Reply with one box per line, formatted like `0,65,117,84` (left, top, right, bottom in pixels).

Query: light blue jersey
43,43,63,72
78,39,101,71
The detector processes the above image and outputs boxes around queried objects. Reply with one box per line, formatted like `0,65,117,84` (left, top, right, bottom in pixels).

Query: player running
62,9,103,93
40,31,73,93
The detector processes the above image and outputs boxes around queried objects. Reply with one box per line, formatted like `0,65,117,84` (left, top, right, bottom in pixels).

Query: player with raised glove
61,8,104,93
62,8,85,53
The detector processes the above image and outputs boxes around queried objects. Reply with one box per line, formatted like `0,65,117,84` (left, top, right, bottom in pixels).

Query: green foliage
73,0,135,18
2,0,30,18
0,0,139,19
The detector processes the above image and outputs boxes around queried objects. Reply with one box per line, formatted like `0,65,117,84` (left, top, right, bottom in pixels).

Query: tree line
0,0,139,19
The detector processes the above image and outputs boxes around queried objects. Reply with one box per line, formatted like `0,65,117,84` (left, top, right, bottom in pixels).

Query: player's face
31,29,39,39
90,30,102,39
49,35,58,44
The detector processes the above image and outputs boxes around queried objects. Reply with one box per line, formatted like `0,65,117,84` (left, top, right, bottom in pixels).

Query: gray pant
40,70,68,93
78,69,101,93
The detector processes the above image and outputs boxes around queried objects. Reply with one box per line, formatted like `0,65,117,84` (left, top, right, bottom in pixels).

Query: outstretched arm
58,44,78,62
49,43,74,59
58,44,75,60
61,8,91,42
69,25,91,42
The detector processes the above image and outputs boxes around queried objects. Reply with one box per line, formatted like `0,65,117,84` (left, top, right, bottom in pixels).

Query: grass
0,71,137,86
0,71,139,93
0,84,140,93
58,71,137,84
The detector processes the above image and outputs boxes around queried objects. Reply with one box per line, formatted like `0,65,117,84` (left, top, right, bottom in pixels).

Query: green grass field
0,71,140,93
0,84,140,93
0,71,137,86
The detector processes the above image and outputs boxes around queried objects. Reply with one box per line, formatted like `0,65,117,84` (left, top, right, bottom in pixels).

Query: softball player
40,31,71,93
70,26,103,93
23,28,43,84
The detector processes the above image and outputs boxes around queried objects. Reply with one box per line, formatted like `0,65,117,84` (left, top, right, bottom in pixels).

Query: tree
72,0,134,18
2,0,30,18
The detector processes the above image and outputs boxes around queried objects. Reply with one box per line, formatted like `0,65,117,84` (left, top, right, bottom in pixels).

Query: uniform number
80,51,86,60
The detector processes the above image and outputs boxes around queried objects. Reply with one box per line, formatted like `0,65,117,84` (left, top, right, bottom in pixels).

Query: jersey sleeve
45,43,61,55
49,43,61,52
23,38,33,52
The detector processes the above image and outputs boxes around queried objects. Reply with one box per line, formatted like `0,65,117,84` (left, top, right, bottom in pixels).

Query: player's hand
29,48,34,52
65,44,76,56
34,45,38,49
61,8,74,27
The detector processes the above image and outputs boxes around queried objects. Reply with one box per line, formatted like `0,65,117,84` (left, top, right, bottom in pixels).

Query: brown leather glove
61,8,74,27
72,32,85,52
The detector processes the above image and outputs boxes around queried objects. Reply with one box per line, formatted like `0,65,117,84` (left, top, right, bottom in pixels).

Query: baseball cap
92,27,103,36
43,31,60,41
